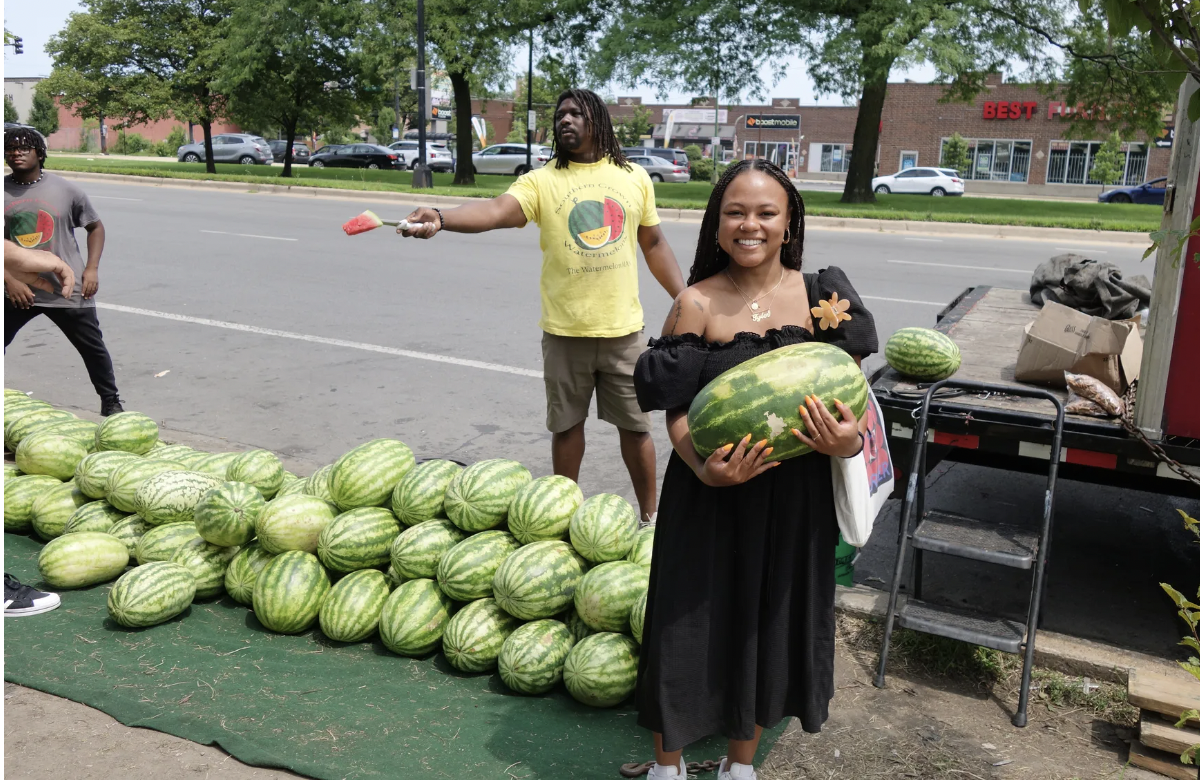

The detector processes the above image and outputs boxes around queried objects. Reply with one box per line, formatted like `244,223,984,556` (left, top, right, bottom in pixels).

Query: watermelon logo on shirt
567,197,625,250
9,209,55,249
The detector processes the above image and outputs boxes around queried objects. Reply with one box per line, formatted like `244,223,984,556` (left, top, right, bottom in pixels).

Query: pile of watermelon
2,389,655,709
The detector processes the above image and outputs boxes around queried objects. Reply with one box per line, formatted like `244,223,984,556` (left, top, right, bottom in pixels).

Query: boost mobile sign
745,115,800,130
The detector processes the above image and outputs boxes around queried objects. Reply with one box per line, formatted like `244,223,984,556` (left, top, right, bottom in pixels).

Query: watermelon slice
603,198,625,243
10,210,53,248
342,210,384,236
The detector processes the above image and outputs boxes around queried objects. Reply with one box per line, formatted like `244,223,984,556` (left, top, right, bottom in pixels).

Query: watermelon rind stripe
573,560,649,634
391,459,462,527
441,597,523,673
318,569,390,643
38,531,130,589
316,507,401,573
224,542,275,606
444,459,532,532
252,550,331,634
492,540,588,620
436,530,521,601
390,518,466,579
498,619,576,694
563,632,639,708
108,562,197,628
378,578,454,657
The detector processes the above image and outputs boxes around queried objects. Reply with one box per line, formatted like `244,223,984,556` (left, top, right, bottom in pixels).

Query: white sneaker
718,759,757,780
641,512,657,527
4,574,60,616
646,756,686,778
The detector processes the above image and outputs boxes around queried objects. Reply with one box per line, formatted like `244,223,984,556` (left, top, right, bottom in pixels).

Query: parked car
1098,176,1166,205
268,140,311,163
628,154,689,183
388,141,454,172
470,144,553,175
308,143,403,170
622,146,691,172
176,133,274,165
871,167,964,196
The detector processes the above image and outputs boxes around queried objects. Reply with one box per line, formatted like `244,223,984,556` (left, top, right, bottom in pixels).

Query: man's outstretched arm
399,194,527,239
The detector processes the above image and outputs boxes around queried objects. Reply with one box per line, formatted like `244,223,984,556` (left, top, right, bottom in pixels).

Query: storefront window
820,144,851,173
1046,141,1149,186
940,138,1032,182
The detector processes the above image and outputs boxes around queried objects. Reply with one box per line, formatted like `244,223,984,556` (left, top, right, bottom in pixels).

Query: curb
834,583,1179,684
55,169,1150,246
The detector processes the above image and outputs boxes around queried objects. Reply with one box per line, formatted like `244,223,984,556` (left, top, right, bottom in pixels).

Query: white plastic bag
831,389,895,547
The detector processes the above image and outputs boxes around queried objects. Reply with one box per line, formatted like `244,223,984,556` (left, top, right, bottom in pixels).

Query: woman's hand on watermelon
697,434,780,487
792,395,863,458
82,267,99,299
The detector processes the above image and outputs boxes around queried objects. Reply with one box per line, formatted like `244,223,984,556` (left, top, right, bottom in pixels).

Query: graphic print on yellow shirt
506,159,660,338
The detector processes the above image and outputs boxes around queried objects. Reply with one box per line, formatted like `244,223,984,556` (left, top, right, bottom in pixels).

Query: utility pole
413,0,433,188
525,29,533,173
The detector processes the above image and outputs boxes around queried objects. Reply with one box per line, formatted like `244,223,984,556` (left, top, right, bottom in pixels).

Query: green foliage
117,131,149,154
28,87,60,138
1163,510,1200,764
1089,132,1124,190
690,157,730,182
506,120,529,143
939,133,971,176
614,105,653,147
4,94,18,123
151,126,188,157
682,144,703,162
512,57,576,143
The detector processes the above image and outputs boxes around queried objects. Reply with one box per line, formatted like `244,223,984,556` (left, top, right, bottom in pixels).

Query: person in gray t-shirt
4,127,125,416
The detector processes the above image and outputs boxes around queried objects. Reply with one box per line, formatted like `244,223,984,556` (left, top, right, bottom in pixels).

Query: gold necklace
726,266,786,323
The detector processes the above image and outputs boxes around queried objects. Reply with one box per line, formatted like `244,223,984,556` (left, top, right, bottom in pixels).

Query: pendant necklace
726,266,786,323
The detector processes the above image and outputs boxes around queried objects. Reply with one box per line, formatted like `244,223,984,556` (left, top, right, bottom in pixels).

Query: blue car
1098,177,1166,204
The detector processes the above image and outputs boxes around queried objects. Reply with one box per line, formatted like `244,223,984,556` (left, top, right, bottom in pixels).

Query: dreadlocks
4,127,47,169
687,159,805,286
552,89,631,171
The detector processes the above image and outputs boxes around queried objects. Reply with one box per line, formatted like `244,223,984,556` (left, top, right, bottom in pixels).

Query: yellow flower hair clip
811,292,853,330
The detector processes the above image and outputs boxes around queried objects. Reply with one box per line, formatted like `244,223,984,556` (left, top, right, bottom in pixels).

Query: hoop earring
782,227,791,244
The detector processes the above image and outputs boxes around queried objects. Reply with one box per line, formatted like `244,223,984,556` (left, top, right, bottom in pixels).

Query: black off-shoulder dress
632,267,878,752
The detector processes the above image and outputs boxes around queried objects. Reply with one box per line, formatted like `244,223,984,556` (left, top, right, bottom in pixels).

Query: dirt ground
5,614,1166,780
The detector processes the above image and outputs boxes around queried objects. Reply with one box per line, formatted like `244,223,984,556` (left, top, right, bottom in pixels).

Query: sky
4,0,938,107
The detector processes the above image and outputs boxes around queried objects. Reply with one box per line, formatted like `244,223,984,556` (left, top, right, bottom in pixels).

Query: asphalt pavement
6,178,1189,656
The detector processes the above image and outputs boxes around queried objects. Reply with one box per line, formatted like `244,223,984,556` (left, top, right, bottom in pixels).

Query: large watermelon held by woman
379,578,454,657
194,481,265,547
436,530,521,602
569,494,638,564
563,632,640,708
330,439,416,510
317,507,401,573
498,619,576,695
443,459,532,532
390,518,466,579
492,540,588,620
252,550,331,634
884,327,961,381
391,459,462,526
507,475,583,545
108,562,196,628
95,411,160,455
441,597,523,673
573,560,650,634
318,568,391,643
687,341,869,462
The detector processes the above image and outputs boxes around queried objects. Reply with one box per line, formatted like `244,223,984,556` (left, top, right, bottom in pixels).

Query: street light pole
413,0,433,189
526,28,533,173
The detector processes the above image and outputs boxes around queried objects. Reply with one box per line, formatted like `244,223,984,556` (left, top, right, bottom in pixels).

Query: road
7,178,1189,658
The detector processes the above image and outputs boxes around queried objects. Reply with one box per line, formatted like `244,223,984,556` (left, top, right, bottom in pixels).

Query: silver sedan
628,155,690,183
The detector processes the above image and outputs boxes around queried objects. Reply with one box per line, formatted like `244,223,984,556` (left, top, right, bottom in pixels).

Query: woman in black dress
633,160,878,780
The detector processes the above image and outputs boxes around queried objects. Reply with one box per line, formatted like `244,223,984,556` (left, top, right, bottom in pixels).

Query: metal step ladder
873,379,1064,727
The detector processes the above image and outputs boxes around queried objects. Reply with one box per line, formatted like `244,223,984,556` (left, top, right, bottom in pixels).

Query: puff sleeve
633,334,710,413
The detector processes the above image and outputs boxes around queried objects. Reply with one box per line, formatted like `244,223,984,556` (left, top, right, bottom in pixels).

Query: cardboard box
1014,301,1142,393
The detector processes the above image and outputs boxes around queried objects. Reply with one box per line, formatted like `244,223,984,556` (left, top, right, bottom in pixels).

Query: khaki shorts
541,331,652,434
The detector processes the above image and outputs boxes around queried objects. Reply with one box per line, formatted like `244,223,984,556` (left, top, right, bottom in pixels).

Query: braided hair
4,127,47,170
552,89,631,171
687,159,805,285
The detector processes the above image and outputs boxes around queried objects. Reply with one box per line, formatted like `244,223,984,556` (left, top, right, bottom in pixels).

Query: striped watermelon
444,459,532,532
507,475,583,544
630,591,647,644
109,514,151,557
318,568,390,642
304,464,334,502
107,561,197,627
105,459,188,513
560,606,595,643
170,537,240,599
436,530,521,602
39,419,100,450
135,522,201,565
226,449,285,499
192,452,239,478
441,597,523,673
330,439,416,510
384,564,406,590
177,450,212,470
391,459,462,526
317,507,401,573
5,408,74,451
63,500,128,534
378,578,454,657
95,412,159,454
16,431,89,480
569,494,638,563
31,481,93,540
194,481,265,547
252,550,331,634
492,540,588,620
885,327,961,380
38,531,129,588
275,477,308,497
498,619,576,694
563,632,639,708
134,470,222,526
149,444,195,462
254,494,339,554
390,517,466,579
224,542,275,605
74,450,139,499
573,561,650,633
4,463,21,481
688,341,870,461
5,474,62,532
4,398,49,427
626,526,654,567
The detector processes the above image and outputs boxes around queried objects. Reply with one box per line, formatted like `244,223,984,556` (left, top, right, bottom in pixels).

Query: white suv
388,141,454,172
871,167,965,196
471,144,553,176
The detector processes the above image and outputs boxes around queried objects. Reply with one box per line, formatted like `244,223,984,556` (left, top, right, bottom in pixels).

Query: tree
682,144,702,162
217,0,362,177
511,54,577,143
940,132,972,175
374,106,398,144
614,104,653,146
1090,132,1124,192
4,95,18,123
28,86,60,138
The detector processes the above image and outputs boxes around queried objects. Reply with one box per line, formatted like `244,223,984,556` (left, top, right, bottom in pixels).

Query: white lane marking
902,237,944,243
199,229,298,242
91,195,144,201
95,303,543,379
1054,246,1109,254
861,295,944,306
887,259,1029,274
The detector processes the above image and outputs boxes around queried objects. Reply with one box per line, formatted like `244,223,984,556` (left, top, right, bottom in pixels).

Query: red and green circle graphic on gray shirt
567,197,625,250
8,209,56,249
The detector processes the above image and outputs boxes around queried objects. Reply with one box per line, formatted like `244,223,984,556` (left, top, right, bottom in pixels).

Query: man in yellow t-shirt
399,88,685,524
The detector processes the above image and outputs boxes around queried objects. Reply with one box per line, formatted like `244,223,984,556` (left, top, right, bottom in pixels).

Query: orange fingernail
765,447,774,456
